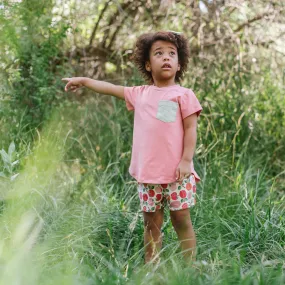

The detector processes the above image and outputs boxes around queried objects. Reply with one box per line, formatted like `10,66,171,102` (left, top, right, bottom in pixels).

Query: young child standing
62,31,202,264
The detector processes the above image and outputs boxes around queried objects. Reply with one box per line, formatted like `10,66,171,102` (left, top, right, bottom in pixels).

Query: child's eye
170,51,175,55
155,51,162,55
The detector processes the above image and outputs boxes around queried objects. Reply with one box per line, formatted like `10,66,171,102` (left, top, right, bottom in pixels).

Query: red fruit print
170,201,181,208
179,190,187,198
182,203,188,209
186,183,192,190
156,194,162,201
155,186,162,193
171,192,178,200
156,205,160,210
170,183,177,191
143,206,147,211
143,194,148,201
161,184,168,189
193,185,197,193
187,192,192,199
148,198,154,206
148,189,155,197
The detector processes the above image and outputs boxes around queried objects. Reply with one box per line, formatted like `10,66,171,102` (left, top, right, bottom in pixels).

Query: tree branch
107,14,130,50
89,0,112,46
234,10,279,33
101,1,132,49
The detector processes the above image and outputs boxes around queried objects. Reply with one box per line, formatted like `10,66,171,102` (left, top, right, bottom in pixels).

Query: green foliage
0,1,285,284
188,63,285,180
0,141,19,178
0,0,72,146
0,131,284,284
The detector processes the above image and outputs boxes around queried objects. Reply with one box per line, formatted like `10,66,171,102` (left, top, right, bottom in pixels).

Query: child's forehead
150,40,177,51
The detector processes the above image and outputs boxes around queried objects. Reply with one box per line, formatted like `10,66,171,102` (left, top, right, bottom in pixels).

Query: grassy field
1,1,284,283
0,76,285,284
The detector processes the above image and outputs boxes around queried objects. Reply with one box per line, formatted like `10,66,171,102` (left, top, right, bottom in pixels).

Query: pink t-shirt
124,84,202,184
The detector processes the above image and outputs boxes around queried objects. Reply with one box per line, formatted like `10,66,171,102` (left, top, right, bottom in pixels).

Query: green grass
1,2,284,281
0,81,284,284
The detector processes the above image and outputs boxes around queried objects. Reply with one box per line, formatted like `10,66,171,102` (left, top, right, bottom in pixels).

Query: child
62,31,202,264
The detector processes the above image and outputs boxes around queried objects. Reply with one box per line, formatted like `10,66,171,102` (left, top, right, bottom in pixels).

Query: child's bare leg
170,209,196,261
143,208,164,263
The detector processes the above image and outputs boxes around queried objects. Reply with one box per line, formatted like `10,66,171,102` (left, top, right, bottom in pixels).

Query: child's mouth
162,63,172,69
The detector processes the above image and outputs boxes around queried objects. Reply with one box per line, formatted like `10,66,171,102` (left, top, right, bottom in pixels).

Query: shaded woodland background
0,0,285,284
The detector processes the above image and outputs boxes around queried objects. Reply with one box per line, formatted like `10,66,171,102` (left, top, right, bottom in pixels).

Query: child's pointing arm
62,77,125,100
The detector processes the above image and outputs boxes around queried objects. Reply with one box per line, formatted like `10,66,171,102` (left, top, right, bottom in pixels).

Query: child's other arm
62,77,125,100
176,113,198,181
181,113,197,163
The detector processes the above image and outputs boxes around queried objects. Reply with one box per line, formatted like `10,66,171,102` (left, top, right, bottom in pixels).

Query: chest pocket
156,100,178,123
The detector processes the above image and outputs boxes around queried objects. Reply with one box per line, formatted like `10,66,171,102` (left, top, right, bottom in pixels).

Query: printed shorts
138,174,196,212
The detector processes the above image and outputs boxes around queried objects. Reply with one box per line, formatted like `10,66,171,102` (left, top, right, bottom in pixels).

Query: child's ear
177,63,181,71
145,61,151,72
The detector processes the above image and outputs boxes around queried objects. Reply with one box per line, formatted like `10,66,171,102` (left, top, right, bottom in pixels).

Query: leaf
12,160,19,166
10,173,19,181
0,149,10,164
8,141,15,156
0,172,6,178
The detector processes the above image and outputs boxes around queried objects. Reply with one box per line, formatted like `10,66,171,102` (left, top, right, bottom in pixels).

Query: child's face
145,40,180,83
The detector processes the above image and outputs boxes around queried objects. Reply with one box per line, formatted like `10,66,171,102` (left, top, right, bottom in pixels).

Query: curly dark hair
132,31,190,83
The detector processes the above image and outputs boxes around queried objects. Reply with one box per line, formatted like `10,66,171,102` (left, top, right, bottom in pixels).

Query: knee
144,219,162,233
171,211,191,231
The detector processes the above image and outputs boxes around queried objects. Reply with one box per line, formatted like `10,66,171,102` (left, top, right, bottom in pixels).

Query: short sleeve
124,86,144,111
179,89,202,119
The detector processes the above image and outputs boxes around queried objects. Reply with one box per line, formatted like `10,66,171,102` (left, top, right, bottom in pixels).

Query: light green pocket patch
156,100,178,123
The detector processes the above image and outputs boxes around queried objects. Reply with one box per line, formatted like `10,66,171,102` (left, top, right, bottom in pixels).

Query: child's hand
176,159,191,181
62,77,84,92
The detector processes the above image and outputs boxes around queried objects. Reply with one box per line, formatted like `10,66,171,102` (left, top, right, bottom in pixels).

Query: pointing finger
65,82,73,92
61,78,71,82
61,78,71,92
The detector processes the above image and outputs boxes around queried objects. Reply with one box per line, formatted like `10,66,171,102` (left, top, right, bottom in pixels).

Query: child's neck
153,78,177,88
